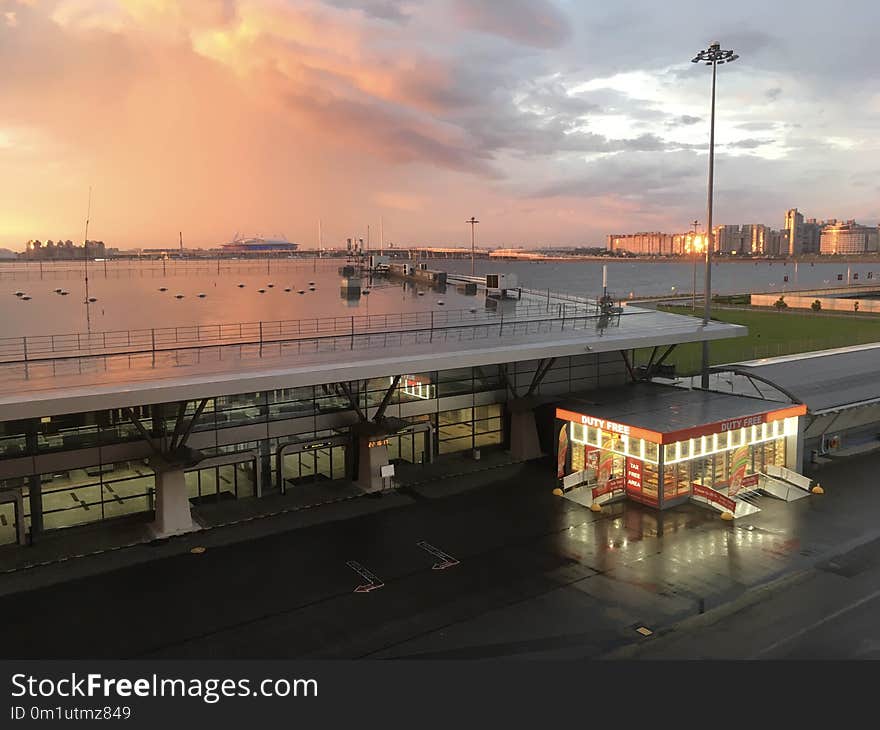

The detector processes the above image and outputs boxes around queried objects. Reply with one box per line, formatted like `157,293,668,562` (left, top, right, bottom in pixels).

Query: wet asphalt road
2,452,880,659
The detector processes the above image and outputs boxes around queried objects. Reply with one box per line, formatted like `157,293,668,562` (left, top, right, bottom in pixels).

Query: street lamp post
692,41,739,389
466,217,479,276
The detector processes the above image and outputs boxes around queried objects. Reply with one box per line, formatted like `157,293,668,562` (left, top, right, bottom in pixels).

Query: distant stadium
221,234,298,254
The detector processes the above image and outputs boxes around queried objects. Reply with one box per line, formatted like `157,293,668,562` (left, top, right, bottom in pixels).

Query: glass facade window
437,368,473,398
438,404,503,455
38,460,155,532
642,461,659,501
186,459,256,502
267,386,317,420
399,373,436,401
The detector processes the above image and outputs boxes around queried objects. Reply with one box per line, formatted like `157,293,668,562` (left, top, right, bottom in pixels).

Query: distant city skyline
1,0,878,250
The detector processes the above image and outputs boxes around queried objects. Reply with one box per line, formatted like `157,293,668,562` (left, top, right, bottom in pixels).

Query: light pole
691,219,699,311
692,41,739,389
466,217,479,276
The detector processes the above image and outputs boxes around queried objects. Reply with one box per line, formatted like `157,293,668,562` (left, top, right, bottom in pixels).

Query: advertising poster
557,424,569,478
597,448,614,486
729,443,750,496
584,446,599,472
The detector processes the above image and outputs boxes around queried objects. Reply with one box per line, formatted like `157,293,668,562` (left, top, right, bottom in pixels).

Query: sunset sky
1,0,878,250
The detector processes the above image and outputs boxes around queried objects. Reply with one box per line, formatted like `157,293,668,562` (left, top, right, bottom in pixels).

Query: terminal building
0,279,746,549
0,277,841,552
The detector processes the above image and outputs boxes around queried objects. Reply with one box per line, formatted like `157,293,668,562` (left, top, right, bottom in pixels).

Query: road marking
416,541,460,570
751,586,880,658
346,560,384,593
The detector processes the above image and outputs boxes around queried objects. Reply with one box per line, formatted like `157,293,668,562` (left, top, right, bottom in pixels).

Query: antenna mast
83,186,92,330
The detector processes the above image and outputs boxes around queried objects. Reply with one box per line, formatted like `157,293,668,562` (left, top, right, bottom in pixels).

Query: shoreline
5,253,880,266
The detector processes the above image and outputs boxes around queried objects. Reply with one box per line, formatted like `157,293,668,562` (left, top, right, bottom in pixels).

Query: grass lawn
645,306,880,375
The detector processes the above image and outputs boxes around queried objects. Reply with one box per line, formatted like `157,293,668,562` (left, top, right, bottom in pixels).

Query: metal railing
2,307,642,385
0,299,615,364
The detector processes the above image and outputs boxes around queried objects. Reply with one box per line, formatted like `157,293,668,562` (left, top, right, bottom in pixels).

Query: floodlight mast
690,42,739,389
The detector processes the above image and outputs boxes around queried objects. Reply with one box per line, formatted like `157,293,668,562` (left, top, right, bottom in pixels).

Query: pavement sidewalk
0,449,533,593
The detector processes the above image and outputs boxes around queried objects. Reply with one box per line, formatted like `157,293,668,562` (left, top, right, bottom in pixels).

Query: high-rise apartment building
605,232,691,255
819,220,880,254
784,208,822,255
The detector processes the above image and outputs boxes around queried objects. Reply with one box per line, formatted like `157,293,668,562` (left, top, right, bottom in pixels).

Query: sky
1,0,878,250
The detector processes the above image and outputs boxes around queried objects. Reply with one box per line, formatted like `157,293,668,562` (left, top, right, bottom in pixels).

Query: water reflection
0,261,479,337
553,499,805,594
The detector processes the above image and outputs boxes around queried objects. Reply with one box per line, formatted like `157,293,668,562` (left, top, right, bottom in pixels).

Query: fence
0,300,617,365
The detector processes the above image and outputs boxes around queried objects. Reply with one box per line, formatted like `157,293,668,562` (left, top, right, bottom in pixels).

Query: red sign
662,404,805,444
741,473,759,489
692,483,737,513
593,476,624,500
625,457,643,494
584,446,598,471
555,408,662,443
557,404,806,445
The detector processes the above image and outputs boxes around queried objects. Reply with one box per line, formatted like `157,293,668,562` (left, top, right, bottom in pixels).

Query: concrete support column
787,416,806,473
356,435,389,493
258,438,272,494
26,423,42,542
508,398,543,461
150,467,196,538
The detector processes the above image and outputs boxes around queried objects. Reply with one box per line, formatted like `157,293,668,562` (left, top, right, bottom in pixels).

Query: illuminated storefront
555,385,807,510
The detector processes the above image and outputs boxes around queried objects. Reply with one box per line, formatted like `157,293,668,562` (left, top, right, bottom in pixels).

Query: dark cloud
674,115,702,126
528,151,703,201
726,138,772,149
324,0,419,22
737,121,777,131
765,87,783,100
282,90,497,176
577,87,666,121
450,0,571,49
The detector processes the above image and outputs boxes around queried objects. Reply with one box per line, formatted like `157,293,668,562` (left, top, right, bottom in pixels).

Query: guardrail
4,307,640,384
0,299,608,364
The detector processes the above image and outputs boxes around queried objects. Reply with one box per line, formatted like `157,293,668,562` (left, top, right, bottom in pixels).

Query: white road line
751,587,880,658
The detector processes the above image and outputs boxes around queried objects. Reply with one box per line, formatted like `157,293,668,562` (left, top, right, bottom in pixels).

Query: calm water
1,257,876,337
439,258,879,300
0,260,485,338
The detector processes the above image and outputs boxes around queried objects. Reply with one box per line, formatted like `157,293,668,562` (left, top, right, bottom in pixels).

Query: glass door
330,445,346,480
217,464,236,499
282,449,317,487
315,447,332,482
235,460,256,498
